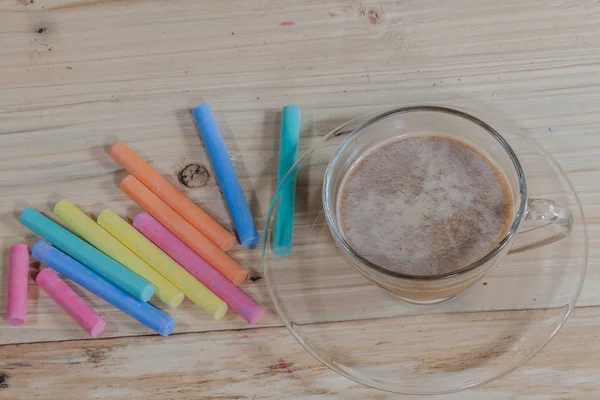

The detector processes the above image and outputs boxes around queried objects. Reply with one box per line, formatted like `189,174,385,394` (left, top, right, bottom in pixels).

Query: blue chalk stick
273,105,301,256
32,241,174,336
193,104,260,249
20,208,154,302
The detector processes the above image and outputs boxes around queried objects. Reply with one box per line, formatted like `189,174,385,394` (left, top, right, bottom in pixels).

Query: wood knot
85,348,109,365
178,164,210,188
248,273,263,282
0,373,8,389
367,8,383,25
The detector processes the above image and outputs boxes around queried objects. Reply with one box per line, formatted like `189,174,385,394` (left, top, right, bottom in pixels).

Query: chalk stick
19,208,154,302
134,213,264,325
120,175,248,285
109,142,236,251
97,209,228,319
192,104,260,249
36,269,106,337
273,105,301,256
6,244,29,326
54,200,184,308
32,241,174,336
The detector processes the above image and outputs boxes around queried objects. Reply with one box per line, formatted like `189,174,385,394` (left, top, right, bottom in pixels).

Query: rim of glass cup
322,105,529,281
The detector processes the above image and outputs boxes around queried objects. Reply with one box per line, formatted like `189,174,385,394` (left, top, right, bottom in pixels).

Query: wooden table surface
1,0,600,398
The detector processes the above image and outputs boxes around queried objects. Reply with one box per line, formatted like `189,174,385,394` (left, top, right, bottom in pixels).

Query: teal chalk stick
19,208,154,302
273,105,301,256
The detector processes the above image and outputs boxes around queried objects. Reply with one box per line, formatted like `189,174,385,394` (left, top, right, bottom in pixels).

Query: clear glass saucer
262,106,587,395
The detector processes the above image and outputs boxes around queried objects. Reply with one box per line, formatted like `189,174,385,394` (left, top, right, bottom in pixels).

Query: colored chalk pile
110,142,237,251
120,175,248,286
54,199,184,308
5,103,292,338
20,208,154,302
33,241,174,336
134,213,264,325
97,210,228,320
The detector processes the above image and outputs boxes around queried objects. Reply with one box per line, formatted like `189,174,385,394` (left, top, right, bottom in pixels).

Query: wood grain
1,0,600,397
1,306,600,399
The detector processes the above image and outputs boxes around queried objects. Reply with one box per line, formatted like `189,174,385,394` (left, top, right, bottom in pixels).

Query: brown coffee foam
338,135,512,276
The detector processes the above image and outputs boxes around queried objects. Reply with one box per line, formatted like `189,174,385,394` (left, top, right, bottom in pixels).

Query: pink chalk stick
6,244,29,326
133,213,265,325
36,269,106,337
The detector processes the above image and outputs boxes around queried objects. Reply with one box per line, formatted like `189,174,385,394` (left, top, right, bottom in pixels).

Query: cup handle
508,198,573,254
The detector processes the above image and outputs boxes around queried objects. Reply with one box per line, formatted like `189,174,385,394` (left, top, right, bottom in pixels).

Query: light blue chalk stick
20,208,154,302
273,105,301,256
192,104,260,249
32,241,174,336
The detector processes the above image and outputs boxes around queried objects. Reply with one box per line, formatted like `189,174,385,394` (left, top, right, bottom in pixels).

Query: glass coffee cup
263,104,586,394
322,106,573,304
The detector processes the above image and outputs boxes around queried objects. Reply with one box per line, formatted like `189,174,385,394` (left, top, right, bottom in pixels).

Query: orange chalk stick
120,175,248,286
110,142,236,251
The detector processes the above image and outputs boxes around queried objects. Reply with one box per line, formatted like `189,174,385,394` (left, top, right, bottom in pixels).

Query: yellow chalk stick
54,200,184,308
97,209,228,320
